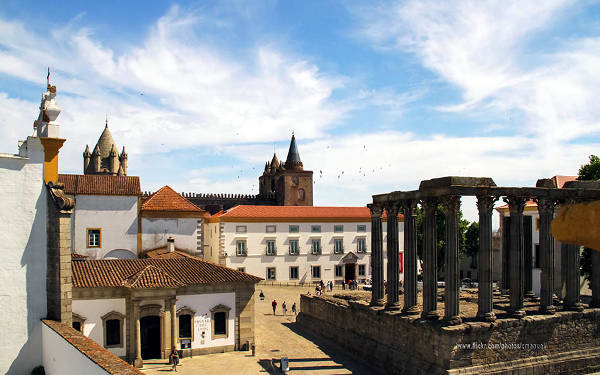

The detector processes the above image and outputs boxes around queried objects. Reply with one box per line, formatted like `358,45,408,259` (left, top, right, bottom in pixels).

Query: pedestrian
259,290,265,301
292,302,297,315
282,301,287,315
328,281,332,292
169,346,179,372
342,281,346,290
272,299,277,315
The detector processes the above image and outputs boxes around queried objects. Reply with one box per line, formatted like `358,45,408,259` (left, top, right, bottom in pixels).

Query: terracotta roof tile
142,186,207,213
215,205,403,221
552,175,578,189
59,174,140,196
143,247,196,260
122,265,185,288
72,253,88,261
42,320,142,375
73,258,262,288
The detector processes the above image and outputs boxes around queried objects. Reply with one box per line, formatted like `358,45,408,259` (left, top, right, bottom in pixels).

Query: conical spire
95,122,117,159
271,153,280,169
83,144,91,157
284,133,303,170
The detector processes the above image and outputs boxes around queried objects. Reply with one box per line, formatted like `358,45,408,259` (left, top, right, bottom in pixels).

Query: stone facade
298,295,600,375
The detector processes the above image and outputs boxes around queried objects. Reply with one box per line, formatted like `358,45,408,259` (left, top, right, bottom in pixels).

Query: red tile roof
42,320,142,375
72,253,88,261
142,186,207,213
214,205,403,222
143,246,197,260
59,174,140,196
496,175,578,210
72,258,262,288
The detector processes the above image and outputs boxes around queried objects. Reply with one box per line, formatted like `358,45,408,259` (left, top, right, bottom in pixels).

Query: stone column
442,196,461,325
476,195,496,321
592,250,600,308
537,198,556,314
501,216,511,293
523,216,534,298
170,297,177,350
368,203,385,307
422,198,440,320
133,299,143,368
563,242,584,311
386,202,401,311
401,199,419,315
504,196,526,318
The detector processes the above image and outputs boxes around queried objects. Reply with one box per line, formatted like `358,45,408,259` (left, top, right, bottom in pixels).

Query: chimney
167,237,175,253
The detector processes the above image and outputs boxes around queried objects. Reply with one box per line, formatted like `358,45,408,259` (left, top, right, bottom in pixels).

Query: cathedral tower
83,120,128,175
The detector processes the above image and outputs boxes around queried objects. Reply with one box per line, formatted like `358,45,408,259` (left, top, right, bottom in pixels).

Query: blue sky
1,0,600,223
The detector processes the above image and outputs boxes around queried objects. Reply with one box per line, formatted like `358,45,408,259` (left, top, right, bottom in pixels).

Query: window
534,244,541,268
267,267,276,280
312,265,321,279
357,238,367,253
335,265,343,278
292,176,299,185
101,311,125,348
236,225,247,233
87,228,101,248
266,225,276,233
334,225,343,233
236,240,247,256
266,240,276,255
210,304,231,339
179,315,192,339
237,267,245,273
289,225,299,233
311,239,321,255
334,238,344,254
298,188,305,200
290,266,299,279
357,224,366,232
311,225,321,233
72,313,86,333
289,240,299,255
358,264,366,276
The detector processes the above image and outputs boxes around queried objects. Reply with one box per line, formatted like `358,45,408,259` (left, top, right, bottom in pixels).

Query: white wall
73,298,127,357
42,323,110,375
0,136,47,374
204,221,221,264
223,221,404,283
142,217,202,253
73,195,138,259
177,293,235,349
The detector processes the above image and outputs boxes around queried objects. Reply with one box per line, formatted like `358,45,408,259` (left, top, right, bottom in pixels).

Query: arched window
72,313,86,333
177,306,196,342
210,304,231,339
101,311,125,348
298,188,305,200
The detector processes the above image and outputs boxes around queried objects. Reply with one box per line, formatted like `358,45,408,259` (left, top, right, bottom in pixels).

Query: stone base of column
500,289,510,295
565,302,584,312
510,309,525,319
402,305,420,315
370,299,385,307
525,290,535,298
134,358,143,368
422,310,440,320
385,302,401,311
539,305,556,314
590,300,600,308
477,312,496,322
444,315,462,325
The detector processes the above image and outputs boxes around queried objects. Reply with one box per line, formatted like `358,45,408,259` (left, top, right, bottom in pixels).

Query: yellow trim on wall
86,228,102,248
39,137,66,184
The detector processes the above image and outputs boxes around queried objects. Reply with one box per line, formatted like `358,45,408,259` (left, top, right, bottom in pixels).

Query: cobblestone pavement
141,285,383,375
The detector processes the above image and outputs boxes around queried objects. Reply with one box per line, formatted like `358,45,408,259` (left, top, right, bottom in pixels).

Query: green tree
577,155,600,282
464,222,479,268
416,204,469,278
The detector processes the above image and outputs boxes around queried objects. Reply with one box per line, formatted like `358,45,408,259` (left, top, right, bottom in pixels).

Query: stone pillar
368,204,385,307
592,250,600,308
441,196,461,324
563,242,584,311
501,216,511,293
133,299,143,368
385,202,401,311
504,196,526,318
170,297,177,350
401,199,419,315
523,216,534,298
537,198,556,314
422,198,439,320
476,195,496,321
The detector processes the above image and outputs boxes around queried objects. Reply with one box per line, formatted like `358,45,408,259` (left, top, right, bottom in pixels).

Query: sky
1,0,600,224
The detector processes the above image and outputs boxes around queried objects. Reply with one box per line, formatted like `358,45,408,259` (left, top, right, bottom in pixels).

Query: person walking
292,302,297,315
282,301,287,315
272,299,277,315
259,290,265,301
169,346,179,372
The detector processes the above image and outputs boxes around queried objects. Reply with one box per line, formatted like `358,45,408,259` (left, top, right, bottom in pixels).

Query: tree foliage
577,155,600,281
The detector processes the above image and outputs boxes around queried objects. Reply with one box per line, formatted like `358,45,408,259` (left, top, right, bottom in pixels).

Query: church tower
258,134,313,206
83,120,127,175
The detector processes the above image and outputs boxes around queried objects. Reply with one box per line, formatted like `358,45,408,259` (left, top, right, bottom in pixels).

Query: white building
205,205,404,284
59,173,141,259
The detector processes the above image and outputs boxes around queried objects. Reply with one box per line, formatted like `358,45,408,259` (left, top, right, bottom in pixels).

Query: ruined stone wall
298,295,600,375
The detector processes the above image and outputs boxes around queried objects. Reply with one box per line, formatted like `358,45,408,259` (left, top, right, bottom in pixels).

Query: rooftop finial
105,113,108,128
46,67,50,87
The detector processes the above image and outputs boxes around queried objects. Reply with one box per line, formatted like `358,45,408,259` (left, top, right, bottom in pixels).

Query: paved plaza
140,285,383,374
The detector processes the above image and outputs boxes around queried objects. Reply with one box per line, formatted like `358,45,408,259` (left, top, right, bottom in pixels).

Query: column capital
534,197,555,215
476,195,497,214
399,199,417,216
384,201,400,217
132,298,142,306
368,203,383,218
421,197,438,215
441,195,461,215
503,196,527,214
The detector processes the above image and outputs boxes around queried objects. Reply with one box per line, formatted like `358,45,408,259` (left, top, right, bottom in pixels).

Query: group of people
271,298,297,316
343,279,359,290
